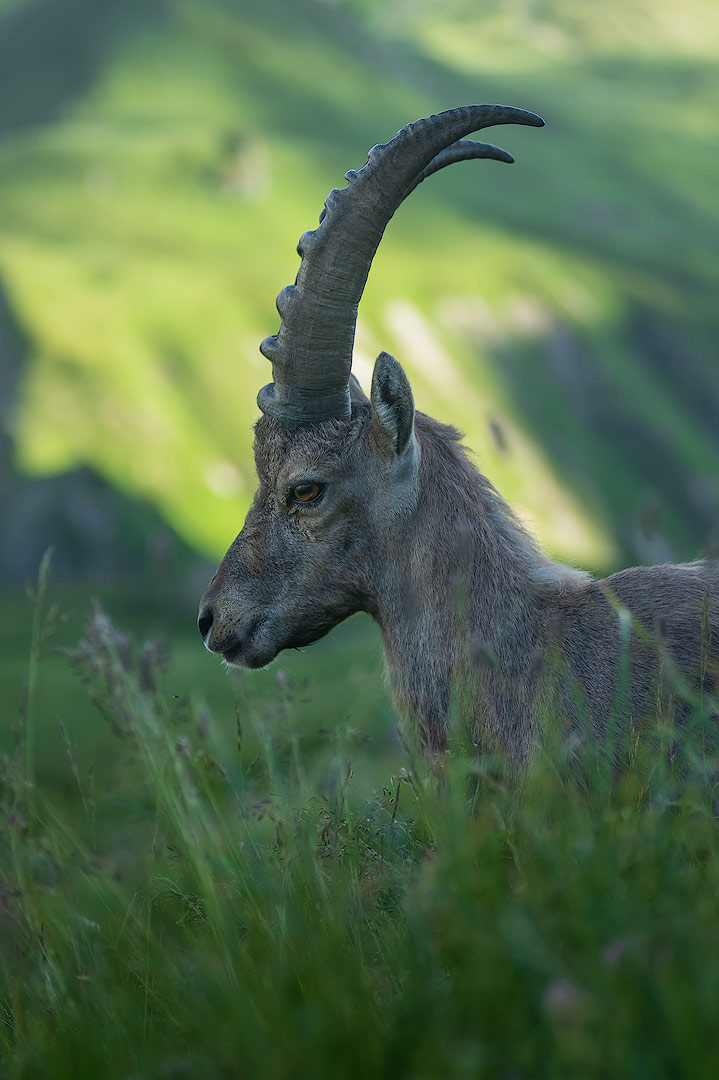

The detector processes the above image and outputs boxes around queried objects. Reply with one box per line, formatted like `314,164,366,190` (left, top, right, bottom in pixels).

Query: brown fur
199,379,719,767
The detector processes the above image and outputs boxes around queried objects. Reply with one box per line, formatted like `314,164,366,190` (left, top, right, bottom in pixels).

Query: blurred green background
0,0,717,781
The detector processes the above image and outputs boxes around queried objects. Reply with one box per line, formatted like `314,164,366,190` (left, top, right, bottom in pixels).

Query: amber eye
293,482,321,503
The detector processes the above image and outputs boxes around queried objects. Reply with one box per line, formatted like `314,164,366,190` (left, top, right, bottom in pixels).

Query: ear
371,352,415,456
349,372,369,407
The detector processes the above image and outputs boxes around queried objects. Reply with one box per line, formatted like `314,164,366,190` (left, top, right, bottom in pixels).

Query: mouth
215,612,345,669
221,642,247,666
220,615,278,670
222,641,276,669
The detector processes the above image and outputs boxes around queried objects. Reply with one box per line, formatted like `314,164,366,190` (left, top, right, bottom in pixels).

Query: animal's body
199,105,718,766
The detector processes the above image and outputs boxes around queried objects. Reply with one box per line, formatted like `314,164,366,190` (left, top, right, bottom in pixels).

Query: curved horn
404,138,515,197
258,104,544,426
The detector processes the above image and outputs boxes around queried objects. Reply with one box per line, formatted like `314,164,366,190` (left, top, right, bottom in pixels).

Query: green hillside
1,0,717,572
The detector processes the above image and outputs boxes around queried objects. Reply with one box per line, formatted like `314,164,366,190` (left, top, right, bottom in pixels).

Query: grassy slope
3,591,719,1078
0,0,717,575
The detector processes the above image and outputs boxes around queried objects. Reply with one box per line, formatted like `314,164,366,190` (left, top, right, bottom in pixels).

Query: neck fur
373,413,587,757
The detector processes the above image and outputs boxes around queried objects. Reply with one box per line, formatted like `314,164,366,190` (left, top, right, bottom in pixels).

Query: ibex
198,105,719,765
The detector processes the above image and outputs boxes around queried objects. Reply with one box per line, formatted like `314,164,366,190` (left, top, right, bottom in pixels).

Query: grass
0,571,396,799
2,571,719,1078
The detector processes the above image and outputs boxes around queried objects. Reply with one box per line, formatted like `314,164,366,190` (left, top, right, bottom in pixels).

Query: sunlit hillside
1,0,717,573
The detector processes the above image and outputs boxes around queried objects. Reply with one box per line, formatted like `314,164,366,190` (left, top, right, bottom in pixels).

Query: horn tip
491,105,544,127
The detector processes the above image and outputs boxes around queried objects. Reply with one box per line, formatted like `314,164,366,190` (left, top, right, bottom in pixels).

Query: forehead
253,414,367,484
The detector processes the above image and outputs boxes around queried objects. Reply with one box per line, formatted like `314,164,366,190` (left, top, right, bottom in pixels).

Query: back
557,561,719,738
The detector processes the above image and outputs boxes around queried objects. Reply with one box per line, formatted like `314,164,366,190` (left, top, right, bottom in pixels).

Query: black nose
198,607,214,641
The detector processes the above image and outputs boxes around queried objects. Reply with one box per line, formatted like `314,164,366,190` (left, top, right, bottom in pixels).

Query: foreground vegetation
2,574,719,1078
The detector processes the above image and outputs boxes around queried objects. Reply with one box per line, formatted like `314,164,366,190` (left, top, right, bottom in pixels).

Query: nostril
198,607,214,640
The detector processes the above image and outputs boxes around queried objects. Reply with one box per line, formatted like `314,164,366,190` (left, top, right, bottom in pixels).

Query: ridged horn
257,104,544,426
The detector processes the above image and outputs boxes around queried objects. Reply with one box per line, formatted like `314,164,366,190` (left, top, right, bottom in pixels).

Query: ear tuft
371,352,415,456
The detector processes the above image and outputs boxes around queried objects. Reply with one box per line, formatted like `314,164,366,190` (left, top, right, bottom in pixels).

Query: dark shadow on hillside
0,464,206,586
0,283,207,592
393,61,719,297
0,0,166,135
483,305,719,567
0,286,24,494
215,0,718,300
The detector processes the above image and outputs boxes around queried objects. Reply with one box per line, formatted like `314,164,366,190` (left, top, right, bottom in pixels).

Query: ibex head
198,106,544,671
